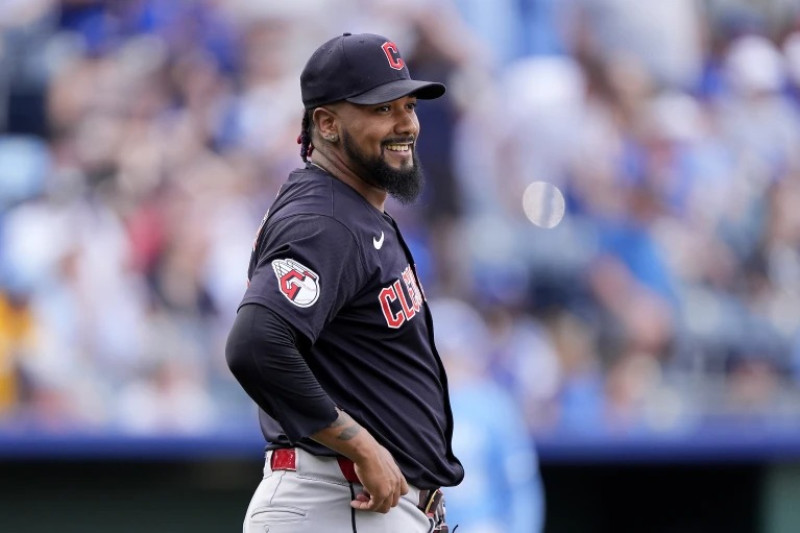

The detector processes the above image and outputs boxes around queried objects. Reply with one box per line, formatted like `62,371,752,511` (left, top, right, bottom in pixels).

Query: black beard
341,130,424,205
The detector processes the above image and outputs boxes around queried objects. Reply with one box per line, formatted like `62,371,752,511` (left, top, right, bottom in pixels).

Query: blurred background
2,0,800,531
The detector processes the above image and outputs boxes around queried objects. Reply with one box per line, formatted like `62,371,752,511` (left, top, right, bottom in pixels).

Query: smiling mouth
385,143,411,152
383,140,414,154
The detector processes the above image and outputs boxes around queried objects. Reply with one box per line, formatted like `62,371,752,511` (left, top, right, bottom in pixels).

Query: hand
309,408,409,514
350,443,409,514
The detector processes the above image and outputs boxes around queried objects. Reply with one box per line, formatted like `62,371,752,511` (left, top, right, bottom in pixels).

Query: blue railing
4,424,800,463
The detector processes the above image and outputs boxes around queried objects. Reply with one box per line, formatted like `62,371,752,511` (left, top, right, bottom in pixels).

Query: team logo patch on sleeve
271,258,320,308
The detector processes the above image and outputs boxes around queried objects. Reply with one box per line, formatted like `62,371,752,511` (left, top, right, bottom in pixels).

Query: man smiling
226,33,463,532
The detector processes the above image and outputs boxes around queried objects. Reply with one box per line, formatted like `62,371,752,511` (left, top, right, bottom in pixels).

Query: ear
313,107,339,143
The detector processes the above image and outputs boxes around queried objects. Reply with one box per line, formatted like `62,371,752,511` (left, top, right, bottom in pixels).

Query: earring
326,134,339,143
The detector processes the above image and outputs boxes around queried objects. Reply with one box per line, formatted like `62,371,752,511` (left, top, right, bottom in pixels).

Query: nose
394,107,418,137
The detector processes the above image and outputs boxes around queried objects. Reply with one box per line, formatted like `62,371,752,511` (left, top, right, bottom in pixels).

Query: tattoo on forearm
330,409,361,440
337,425,360,441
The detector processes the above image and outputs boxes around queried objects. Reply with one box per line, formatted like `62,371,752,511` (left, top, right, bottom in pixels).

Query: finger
391,488,400,508
375,498,392,514
370,492,392,514
399,477,409,495
350,499,371,510
350,495,391,514
350,491,374,510
350,490,379,509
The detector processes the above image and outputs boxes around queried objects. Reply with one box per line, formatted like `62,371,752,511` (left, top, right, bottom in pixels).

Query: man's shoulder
273,166,381,230
276,167,333,210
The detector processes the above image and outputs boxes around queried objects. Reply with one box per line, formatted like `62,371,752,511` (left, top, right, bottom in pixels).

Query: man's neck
309,154,387,212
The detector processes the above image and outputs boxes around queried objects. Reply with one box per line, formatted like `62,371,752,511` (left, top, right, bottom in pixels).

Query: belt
269,447,442,516
270,447,359,484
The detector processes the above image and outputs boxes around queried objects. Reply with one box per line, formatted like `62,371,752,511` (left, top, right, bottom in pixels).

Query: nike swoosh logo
373,231,385,250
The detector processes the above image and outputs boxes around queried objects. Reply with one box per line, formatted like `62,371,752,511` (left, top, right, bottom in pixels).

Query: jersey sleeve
225,303,339,442
240,214,366,343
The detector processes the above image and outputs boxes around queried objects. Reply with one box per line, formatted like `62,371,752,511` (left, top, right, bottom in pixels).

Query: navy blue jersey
239,165,463,489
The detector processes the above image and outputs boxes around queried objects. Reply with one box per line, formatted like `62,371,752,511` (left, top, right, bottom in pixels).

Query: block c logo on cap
381,41,404,70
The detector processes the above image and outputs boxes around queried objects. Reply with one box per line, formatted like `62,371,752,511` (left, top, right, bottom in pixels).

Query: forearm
313,406,409,514
311,408,381,462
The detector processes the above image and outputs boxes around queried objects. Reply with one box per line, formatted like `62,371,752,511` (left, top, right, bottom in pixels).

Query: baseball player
225,33,463,532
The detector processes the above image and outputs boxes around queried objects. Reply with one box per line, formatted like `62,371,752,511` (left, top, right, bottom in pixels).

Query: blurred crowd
1,0,800,444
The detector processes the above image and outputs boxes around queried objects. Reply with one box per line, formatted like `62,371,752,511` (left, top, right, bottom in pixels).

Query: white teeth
386,144,410,152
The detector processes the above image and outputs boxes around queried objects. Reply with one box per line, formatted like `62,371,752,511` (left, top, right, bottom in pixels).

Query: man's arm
225,303,338,439
225,303,408,513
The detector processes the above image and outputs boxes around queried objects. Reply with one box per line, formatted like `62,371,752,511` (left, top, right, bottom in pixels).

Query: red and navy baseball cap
300,32,445,109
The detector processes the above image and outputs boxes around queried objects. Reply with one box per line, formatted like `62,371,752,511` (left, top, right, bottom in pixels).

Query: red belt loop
270,448,296,471
269,448,360,484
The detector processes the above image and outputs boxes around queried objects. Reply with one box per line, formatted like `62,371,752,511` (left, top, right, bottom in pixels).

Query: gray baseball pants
243,448,434,532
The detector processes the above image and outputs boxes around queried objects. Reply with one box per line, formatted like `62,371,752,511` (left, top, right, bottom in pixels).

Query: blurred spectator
431,298,545,533
0,0,54,137
0,289,35,416
569,0,705,90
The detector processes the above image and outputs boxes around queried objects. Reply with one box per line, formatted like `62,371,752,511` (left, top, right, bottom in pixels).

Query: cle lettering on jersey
379,265,424,329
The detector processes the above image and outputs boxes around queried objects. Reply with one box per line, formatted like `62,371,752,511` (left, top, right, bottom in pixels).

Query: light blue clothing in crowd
447,380,545,533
